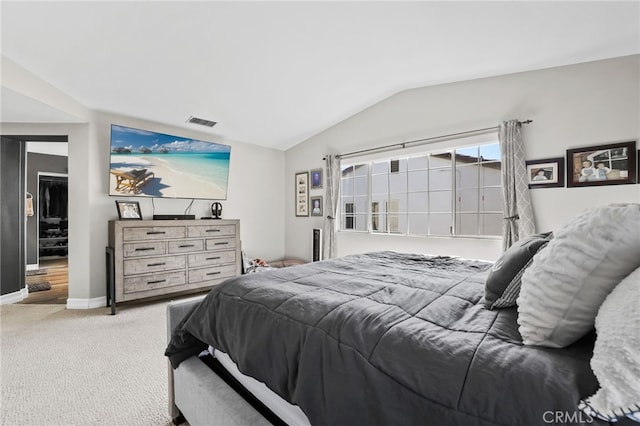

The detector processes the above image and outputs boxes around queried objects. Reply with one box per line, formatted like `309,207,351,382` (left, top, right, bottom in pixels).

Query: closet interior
38,174,68,260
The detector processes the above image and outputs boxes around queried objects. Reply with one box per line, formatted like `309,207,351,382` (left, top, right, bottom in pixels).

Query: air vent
187,116,217,127
390,159,400,173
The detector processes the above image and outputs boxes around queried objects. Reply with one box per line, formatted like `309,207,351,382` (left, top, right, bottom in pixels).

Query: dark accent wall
26,152,68,264
1,138,26,296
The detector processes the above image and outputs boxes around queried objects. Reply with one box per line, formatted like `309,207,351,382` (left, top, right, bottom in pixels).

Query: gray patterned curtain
499,120,536,250
323,154,341,259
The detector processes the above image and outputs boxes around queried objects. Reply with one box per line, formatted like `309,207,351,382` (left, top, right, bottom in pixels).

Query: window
454,145,503,236
344,203,354,229
339,142,503,237
340,164,368,231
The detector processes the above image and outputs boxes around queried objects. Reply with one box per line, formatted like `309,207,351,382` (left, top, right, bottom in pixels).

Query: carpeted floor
0,300,177,425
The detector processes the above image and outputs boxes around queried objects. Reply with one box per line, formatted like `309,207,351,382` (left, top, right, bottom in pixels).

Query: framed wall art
115,200,142,220
525,157,564,189
310,168,323,189
310,196,323,217
295,171,309,217
566,141,636,187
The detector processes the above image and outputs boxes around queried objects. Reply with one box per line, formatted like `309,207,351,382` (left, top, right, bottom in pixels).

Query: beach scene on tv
109,125,231,199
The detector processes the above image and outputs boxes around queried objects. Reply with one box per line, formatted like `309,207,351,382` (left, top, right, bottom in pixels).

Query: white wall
94,111,286,262
2,115,286,305
2,56,287,306
285,55,640,262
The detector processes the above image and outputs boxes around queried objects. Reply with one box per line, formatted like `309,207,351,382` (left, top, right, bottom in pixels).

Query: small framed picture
310,196,323,216
310,168,323,189
525,158,564,189
115,200,142,220
566,141,637,187
295,171,309,217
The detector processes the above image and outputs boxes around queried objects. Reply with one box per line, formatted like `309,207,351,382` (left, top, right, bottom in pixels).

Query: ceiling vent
187,116,217,127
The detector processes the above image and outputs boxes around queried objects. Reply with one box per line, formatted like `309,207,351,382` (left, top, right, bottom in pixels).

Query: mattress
167,251,608,426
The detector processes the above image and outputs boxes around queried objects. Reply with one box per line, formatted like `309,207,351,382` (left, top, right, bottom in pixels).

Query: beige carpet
0,300,177,425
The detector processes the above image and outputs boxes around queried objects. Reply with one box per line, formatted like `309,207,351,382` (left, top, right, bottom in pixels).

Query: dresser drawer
188,224,236,238
123,226,185,241
189,263,237,284
189,250,236,268
123,241,166,258
124,255,186,275
205,237,237,251
123,271,186,294
108,219,240,312
168,239,204,254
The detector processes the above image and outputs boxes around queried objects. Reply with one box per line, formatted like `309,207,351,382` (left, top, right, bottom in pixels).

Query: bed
166,204,640,426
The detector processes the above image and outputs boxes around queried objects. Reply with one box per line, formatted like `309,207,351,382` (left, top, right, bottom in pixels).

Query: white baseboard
1,292,107,309
26,264,39,271
0,288,27,305
66,296,107,310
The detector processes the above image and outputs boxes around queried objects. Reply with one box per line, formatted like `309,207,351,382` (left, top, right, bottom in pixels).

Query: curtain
499,120,536,250
323,154,341,259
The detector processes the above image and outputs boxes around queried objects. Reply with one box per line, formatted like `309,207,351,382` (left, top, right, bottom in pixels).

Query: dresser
107,219,241,313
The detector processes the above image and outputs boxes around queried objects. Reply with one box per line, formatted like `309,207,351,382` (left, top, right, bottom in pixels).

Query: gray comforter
166,251,607,426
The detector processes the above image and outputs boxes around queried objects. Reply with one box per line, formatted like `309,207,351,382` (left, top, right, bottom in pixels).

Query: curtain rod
324,120,532,160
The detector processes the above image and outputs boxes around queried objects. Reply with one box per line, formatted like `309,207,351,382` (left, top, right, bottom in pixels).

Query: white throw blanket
579,265,640,422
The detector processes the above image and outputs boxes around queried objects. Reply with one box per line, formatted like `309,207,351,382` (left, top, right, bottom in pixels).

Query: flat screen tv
108,124,231,200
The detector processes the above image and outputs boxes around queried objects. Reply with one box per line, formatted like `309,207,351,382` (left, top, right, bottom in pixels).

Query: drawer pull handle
148,262,166,267
207,271,221,276
135,247,155,251
206,229,221,233
147,231,166,235
206,256,221,260
214,242,229,246
178,244,195,248
147,279,166,285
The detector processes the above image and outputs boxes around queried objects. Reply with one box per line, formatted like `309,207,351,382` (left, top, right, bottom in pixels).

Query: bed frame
167,296,289,426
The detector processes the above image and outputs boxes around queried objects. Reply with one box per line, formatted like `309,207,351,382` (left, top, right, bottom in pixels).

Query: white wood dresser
107,219,241,313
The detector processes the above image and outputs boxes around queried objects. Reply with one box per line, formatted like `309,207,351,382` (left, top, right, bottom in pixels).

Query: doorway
23,141,69,304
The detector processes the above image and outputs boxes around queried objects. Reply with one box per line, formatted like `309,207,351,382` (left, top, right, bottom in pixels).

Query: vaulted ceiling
2,1,639,150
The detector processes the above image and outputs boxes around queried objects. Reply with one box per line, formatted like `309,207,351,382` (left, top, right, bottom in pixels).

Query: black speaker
312,228,322,262
211,202,222,219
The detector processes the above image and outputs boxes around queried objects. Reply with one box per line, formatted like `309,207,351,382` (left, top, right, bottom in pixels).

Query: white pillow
578,265,640,421
517,203,640,348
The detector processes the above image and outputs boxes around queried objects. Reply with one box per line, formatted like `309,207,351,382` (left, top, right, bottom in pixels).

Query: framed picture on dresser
115,200,142,220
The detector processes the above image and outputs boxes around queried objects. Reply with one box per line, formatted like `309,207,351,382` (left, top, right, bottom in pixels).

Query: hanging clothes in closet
39,177,68,219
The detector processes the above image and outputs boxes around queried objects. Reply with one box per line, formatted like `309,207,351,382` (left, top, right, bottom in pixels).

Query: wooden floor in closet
22,258,68,304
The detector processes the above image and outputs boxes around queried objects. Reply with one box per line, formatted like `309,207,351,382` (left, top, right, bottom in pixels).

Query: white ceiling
1,1,639,150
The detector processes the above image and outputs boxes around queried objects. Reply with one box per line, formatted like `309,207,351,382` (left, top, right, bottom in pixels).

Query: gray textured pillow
484,232,552,310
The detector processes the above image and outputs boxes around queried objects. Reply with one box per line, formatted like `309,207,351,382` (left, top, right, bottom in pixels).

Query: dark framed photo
295,171,309,217
310,168,323,189
566,141,637,187
525,158,564,189
115,200,142,220
310,196,323,217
